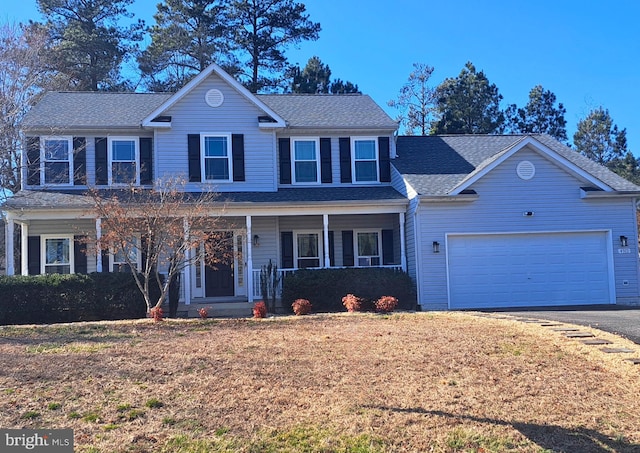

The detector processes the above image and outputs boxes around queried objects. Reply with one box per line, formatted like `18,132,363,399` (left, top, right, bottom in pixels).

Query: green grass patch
445,427,517,452
20,411,40,420
68,411,81,419
82,411,100,423
252,425,386,452
126,409,146,421
116,403,131,412
145,398,163,409
47,402,62,410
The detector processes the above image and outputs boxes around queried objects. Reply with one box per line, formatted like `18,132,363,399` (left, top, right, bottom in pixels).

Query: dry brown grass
1,312,639,452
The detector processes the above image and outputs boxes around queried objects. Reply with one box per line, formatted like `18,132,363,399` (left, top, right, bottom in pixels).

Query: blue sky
4,0,639,153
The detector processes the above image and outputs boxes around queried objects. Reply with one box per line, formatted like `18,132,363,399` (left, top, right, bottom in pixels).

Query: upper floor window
292,138,320,184
356,231,380,267
352,138,379,183
109,137,139,185
42,235,73,274
202,134,232,181
42,137,73,185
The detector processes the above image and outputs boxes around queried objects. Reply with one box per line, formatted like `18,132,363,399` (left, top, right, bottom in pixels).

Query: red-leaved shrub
375,296,399,313
149,306,164,322
292,298,312,315
342,294,364,312
253,301,267,318
198,307,208,319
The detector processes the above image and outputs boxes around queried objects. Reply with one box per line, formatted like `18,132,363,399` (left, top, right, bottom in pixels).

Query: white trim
354,229,382,267
41,136,73,186
294,230,323,269
108,136,140,186
109,234,141,272
41,234,74,275
141,63,287,128
291,137,321,185
200,133,233,183
6,219,14,275
351,137,380,184
20,221,28,276
450,136,613,195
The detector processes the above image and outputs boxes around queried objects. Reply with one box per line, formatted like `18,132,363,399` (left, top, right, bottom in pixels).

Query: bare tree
388,63,436,136
86,177,231,315
0,23,52,201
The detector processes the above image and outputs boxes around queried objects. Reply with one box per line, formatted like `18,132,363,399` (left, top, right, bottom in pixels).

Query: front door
205,232,234,297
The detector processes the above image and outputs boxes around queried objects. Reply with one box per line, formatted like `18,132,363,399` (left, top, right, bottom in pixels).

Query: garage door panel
448,232,613,309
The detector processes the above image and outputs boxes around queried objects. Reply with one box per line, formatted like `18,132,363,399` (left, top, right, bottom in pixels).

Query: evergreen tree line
388,62,640,184
0,0,638,198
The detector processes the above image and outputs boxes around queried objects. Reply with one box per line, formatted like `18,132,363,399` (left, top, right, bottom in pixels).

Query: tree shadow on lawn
365,406,638,452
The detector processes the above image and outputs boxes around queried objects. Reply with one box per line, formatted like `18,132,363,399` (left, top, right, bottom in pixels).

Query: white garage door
447,231,614,309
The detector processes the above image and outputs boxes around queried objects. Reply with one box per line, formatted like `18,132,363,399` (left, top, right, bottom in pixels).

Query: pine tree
505,85,567,141
431,62,504,135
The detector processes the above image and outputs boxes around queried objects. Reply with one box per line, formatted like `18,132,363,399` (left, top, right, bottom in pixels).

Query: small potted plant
342,294,364,313
292,298,312,315
253,301,267,318
198,307,208,319
375,296,399,313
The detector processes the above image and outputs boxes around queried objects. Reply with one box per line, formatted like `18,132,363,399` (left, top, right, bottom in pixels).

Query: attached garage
447,231,615,309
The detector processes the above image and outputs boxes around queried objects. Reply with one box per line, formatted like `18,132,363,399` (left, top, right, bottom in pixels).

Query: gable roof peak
141,62,287,127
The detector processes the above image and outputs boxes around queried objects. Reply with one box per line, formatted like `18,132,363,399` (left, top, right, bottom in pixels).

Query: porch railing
251,266,403,299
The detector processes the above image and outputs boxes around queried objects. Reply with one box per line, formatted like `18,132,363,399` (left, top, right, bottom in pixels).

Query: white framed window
351,137,379,183
201,134,232,181
41,235,74,274
295,231,322,268
292,137,320,184
42,136,73,185
110,235,141,273
356,230,381,267
108,137,139,185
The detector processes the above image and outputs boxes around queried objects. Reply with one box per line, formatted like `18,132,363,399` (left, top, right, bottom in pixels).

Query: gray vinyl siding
417,147,640,309
27,219,98,273
277,134,395,187
156,73,276,192
249,214,401,269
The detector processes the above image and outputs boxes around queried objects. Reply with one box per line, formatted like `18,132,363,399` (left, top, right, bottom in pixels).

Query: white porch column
246,215,254,302
183,218,192,305
323,214,330,268
5,218,14,275
399,212,407,272
20,222,28,276
95,218,102,272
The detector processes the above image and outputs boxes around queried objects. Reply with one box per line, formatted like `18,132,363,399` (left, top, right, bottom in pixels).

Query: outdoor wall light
620,235,629,247
432,241,440,253
253,234,260,247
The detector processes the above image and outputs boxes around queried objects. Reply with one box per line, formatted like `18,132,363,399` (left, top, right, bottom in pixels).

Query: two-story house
4,63,640,311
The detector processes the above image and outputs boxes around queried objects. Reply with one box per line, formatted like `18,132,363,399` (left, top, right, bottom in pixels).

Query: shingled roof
394,134,640,196
22,92,172,130
21,92,396,131
3,187,406,210
257,94,398,129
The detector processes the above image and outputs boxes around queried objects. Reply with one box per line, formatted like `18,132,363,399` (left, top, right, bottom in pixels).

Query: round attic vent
205,89,224,107
517,160,536,180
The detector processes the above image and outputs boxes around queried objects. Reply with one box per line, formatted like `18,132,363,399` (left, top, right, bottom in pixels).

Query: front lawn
0,313,639,452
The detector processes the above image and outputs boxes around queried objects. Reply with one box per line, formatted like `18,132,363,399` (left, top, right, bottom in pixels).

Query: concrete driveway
489,306,640,345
